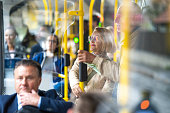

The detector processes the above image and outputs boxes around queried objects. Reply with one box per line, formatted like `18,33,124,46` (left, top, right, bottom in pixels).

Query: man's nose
21,78,27,85
115,15,120,24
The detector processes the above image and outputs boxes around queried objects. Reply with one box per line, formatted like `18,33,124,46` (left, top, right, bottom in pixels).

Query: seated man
0,59,73,113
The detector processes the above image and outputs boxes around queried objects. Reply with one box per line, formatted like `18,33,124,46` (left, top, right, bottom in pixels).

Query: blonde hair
93,27,116,53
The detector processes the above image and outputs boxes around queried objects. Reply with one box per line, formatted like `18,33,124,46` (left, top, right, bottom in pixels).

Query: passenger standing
10,8,37,54
69,27,117,99
74,2,143,81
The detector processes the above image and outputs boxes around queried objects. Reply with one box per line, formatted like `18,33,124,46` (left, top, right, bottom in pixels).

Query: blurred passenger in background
10,7,37,54
92,15,100,29
30,25,52,58
115,2,143,49
143,0,170,32
4,26,25,58
67,92,116,113
69,27,117,99
32,34,71,97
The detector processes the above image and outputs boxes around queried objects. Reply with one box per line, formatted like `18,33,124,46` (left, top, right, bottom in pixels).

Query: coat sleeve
39,90,73,113
92,56,120,82
69,58,80,89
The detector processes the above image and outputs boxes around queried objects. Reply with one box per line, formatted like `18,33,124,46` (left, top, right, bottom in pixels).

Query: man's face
114,8,123,33
14,66,41,94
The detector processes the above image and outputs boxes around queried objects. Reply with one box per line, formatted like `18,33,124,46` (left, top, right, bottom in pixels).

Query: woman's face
46,36,57,52
5,29,16,45
89,32,102,53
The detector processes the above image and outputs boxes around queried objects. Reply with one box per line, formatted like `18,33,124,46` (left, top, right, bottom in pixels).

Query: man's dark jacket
0,89,73,113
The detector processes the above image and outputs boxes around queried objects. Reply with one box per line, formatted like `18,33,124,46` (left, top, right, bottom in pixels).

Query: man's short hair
14,59,42,77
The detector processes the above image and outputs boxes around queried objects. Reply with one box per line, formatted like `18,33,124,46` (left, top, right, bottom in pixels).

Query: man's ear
38,78,42,86
67,108,74,113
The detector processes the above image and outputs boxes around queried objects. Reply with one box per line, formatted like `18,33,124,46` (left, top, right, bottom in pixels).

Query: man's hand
72,83,83,98
19,89,40,107
77,50,96,63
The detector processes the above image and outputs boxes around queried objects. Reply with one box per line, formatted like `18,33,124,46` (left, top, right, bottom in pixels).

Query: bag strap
84,70,97,85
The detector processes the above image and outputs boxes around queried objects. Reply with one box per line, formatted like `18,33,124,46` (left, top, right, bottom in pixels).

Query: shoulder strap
84,70,97,85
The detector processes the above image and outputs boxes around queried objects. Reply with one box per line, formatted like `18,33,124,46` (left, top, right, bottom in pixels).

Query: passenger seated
0,59,73,113
4,26,25,58
32,34,71,97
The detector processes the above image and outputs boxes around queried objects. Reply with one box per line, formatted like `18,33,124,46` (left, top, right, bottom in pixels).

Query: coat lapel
7,94,18,113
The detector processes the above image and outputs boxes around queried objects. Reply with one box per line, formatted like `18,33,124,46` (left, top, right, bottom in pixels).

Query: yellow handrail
42,0,48,25
89,0,95,52
119,0,130,113
100,0,105,27
79,0,85,92
135,0,138,3
68,0,85,91
58,74,65,78
48,0,52,25
55,0,58,35
113,0,118,62
63,0,69,101
89,0,95,36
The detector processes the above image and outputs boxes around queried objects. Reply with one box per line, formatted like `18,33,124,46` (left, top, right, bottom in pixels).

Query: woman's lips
91,44,95,46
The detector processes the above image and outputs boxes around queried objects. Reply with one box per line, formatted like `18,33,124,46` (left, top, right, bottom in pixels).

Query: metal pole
79,0,87,91
63,0,69,101
55,0,58,35
0,1,4,95
89,0,95,52
42,0,48,25
113,0,119,62
89,0,95,36
100,0,105,27
119,0,130,112
68,0,87,91
48,0,52,25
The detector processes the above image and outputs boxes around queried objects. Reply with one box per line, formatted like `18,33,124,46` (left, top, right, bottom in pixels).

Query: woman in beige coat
69,27,117,98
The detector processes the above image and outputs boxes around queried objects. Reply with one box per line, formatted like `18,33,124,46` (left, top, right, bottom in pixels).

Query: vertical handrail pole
119,0,130,113
113,0,119,62
48,0,52,25
89,0,95,36
89,0,95,52
0,1,4,95
64,0,69,101
42,0,48,25
55,0,58,35
79,0,86,91
100,0,105,27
